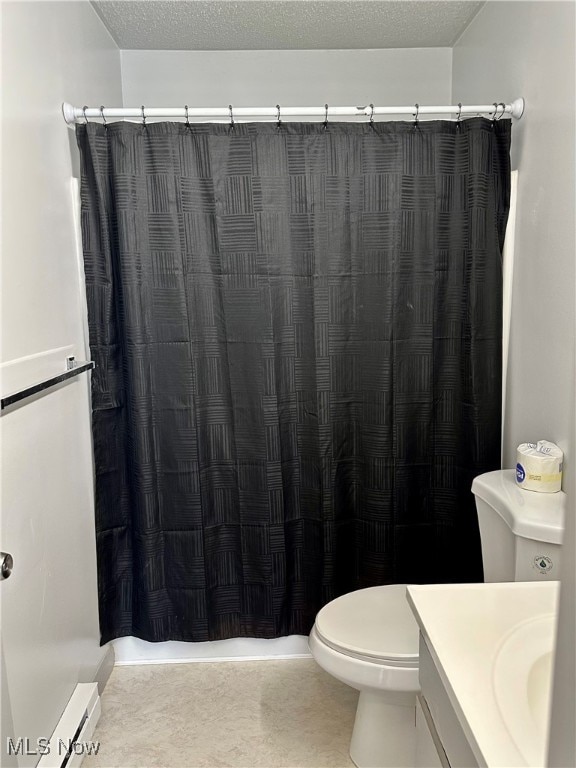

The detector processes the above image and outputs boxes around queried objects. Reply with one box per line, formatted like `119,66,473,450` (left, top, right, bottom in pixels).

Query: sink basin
493,614,556,767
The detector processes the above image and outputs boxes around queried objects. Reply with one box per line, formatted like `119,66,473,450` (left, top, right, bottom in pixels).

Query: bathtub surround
113,634,310,665
77,118,510,644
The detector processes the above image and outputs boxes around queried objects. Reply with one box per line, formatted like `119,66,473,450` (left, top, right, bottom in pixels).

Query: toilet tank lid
471,469,565,545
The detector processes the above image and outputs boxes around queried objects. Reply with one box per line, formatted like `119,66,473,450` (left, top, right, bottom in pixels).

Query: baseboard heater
37,684,101,768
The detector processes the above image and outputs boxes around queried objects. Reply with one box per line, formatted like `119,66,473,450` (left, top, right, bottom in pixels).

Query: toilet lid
315,584,420,665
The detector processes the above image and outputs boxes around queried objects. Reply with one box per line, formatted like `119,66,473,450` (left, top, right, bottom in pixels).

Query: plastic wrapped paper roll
516,441,563,493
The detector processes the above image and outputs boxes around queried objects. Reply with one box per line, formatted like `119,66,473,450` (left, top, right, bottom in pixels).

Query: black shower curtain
77,118,511,644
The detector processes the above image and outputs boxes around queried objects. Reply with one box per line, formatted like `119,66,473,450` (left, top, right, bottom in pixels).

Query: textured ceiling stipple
90,1,485,51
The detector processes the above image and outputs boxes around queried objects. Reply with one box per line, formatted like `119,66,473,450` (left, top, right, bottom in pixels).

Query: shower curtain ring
457,102,462,122
497,102,506,120
100,105,107,126
413,103,419,126
82,105,89,124
276,104,282,128
491,102,499,120
141,105,146,126
184,105,190,127
369,103,374,126
228,104,234,127
324,103,329,129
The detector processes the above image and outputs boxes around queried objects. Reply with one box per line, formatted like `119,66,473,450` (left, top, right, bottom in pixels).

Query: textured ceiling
91,1,485,51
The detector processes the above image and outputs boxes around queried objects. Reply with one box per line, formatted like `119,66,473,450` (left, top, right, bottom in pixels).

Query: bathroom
1,1,574,766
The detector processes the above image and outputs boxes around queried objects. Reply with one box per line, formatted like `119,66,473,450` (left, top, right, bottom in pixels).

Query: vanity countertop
407,581,559,768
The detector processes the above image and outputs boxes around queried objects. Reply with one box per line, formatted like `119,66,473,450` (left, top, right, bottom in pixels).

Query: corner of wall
120,49,126,107
86,0,123,106
451,1,485,50
450,1,485,102
447,45,453,104
87,0,120,52
94,645,116,694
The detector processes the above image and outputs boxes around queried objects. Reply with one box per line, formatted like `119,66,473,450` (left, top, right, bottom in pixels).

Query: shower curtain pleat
76,119,511,644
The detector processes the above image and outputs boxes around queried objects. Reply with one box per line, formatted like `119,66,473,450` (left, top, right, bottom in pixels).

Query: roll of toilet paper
516,441,563,493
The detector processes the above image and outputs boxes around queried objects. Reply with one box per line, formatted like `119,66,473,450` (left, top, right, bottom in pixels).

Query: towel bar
1,357,95,411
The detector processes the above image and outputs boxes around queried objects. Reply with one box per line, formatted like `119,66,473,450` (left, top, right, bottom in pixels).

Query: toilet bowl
308,584,420,768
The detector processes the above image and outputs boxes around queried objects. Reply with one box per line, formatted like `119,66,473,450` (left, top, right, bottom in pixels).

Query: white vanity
407,582,559,768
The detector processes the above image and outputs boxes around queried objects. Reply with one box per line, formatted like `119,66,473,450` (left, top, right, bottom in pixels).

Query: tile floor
84,659,358,767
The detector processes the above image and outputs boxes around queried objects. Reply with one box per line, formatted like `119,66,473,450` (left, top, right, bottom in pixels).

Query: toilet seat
309,583,421,765
314,584,420,668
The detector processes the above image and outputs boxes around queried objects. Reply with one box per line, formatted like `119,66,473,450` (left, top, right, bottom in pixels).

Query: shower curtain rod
62,98,525,124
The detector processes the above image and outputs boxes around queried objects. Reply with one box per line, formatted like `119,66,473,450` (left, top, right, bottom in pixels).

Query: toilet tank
472,469,565,582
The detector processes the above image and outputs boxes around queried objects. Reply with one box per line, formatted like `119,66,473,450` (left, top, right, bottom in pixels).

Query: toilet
308,469,566,768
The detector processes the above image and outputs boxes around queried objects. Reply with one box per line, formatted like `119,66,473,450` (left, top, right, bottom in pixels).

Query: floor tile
84,658,358,768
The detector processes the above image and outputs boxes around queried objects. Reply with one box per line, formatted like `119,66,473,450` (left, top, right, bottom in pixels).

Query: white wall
3,6,571,756
121,48,452,119
0,1,121,761
453,3,575,766
453,1,575,472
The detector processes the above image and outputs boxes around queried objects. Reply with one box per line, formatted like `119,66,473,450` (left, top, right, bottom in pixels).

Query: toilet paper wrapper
516,440,563,493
